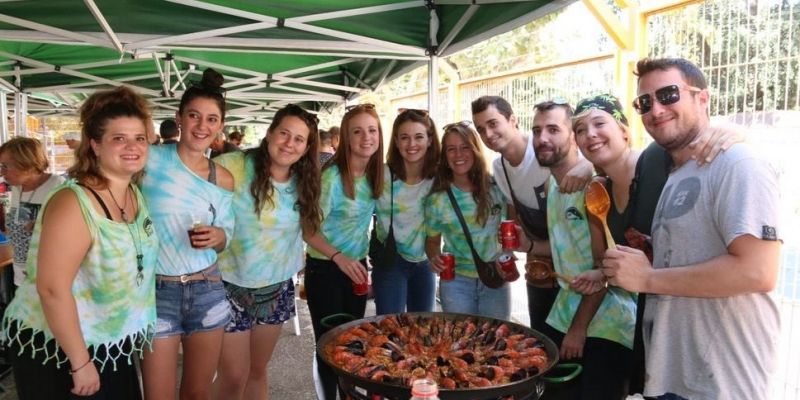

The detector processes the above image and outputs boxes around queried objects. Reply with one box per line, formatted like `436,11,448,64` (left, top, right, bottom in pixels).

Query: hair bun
201,68,224,89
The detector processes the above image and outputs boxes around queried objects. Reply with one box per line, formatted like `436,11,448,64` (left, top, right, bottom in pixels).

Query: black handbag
446,188,505,289
368,172,398,269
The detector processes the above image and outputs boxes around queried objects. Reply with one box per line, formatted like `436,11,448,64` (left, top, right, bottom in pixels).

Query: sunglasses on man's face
633,84,701,115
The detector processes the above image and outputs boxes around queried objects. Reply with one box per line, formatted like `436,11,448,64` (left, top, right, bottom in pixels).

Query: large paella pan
317,312,580,400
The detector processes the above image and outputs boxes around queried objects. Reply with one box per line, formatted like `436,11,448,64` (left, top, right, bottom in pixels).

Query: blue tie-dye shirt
375,165,433,263
214,152,304,287
140,144,234,276
307,165,375,260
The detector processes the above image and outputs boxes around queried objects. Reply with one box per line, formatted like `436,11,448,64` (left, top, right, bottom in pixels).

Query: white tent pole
0,91,9,144
15,92,28,136
0,14,113,49
437,5,478,55
83,0,124,52
427,56,438,119
427,5,440,119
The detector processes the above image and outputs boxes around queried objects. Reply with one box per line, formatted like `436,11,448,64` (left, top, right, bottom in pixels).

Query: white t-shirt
491,135,550,209
7,174,65,286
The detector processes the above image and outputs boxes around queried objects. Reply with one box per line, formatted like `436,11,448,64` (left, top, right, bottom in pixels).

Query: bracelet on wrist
330,251,341,261
70,358,92,374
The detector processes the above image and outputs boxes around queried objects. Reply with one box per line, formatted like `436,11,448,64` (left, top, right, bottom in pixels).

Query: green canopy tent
0,0,571,137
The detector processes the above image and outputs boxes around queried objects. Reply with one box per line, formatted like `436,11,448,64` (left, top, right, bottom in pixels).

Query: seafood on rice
324,314,549,389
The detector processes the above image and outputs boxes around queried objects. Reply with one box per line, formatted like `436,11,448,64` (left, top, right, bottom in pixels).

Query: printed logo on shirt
144,217,154,236
762,225,778,241
663,177,700,219
565,207,584,221
491,204,502,215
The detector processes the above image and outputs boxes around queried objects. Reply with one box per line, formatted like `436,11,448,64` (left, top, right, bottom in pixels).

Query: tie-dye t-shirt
307,165,375,260
424,182,506,278
375,165,433,263
214,152,304,287
545,176,636,348
2,180,159,371
140,144,234,276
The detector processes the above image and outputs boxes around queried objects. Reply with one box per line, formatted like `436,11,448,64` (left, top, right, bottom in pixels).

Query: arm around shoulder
213,163,235,192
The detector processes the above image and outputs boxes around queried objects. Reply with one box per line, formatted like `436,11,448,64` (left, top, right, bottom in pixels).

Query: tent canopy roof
0,0,570,124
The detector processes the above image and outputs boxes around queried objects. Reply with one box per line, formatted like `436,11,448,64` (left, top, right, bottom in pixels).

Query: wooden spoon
585,181,617,248
526,260,573,283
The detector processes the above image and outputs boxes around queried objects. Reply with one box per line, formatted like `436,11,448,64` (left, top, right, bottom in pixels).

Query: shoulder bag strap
388,170,393,231
500,157,521,207
445,187,483,263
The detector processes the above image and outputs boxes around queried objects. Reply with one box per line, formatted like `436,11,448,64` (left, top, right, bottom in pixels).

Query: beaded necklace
108,186,144,285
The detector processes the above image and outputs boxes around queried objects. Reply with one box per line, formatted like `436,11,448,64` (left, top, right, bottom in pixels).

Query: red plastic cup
352,275,370,296
440,252,455,281
187,227,203,249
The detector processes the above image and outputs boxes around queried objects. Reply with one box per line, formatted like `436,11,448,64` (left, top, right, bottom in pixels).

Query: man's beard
536,145,566,167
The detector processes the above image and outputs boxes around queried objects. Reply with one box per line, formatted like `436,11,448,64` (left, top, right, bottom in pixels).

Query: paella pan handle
541,363,582,384
320,313,356,330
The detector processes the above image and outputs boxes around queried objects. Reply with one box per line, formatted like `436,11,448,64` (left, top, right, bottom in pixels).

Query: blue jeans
154,271,230,337
372,254,436,315
439,273,511,320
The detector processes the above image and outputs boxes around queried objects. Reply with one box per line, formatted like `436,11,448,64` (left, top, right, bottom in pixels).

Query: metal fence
647,1,800,398
389,0,800,397
389,55,616,136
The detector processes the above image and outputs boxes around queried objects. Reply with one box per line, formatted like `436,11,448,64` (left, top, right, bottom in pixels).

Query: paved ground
0,298,371,400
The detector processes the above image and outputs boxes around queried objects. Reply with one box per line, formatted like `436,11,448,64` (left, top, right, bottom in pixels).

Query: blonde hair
0,137,49,173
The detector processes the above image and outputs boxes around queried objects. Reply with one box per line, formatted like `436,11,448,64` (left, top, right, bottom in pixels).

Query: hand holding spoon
527,260,573,283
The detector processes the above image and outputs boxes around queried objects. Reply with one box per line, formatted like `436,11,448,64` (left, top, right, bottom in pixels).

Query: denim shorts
224,279,296,333
154,269,231,338
439,273,511,320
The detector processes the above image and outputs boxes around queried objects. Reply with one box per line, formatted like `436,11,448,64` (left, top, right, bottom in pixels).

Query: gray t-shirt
644,144,781,400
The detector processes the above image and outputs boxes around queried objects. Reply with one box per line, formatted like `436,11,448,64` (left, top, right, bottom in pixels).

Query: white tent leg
14,92,27,136
427,5,440,120
427,55,438,121
0,92,8,144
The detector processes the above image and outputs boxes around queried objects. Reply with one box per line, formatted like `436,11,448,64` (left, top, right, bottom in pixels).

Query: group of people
0,56,780,400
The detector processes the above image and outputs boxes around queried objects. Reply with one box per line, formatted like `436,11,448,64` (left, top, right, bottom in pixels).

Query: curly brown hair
247,105,322,235
68,86,152,187
432,123,492,226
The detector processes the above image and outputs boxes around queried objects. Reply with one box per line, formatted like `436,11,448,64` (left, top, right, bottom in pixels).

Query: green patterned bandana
574,94,628,126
